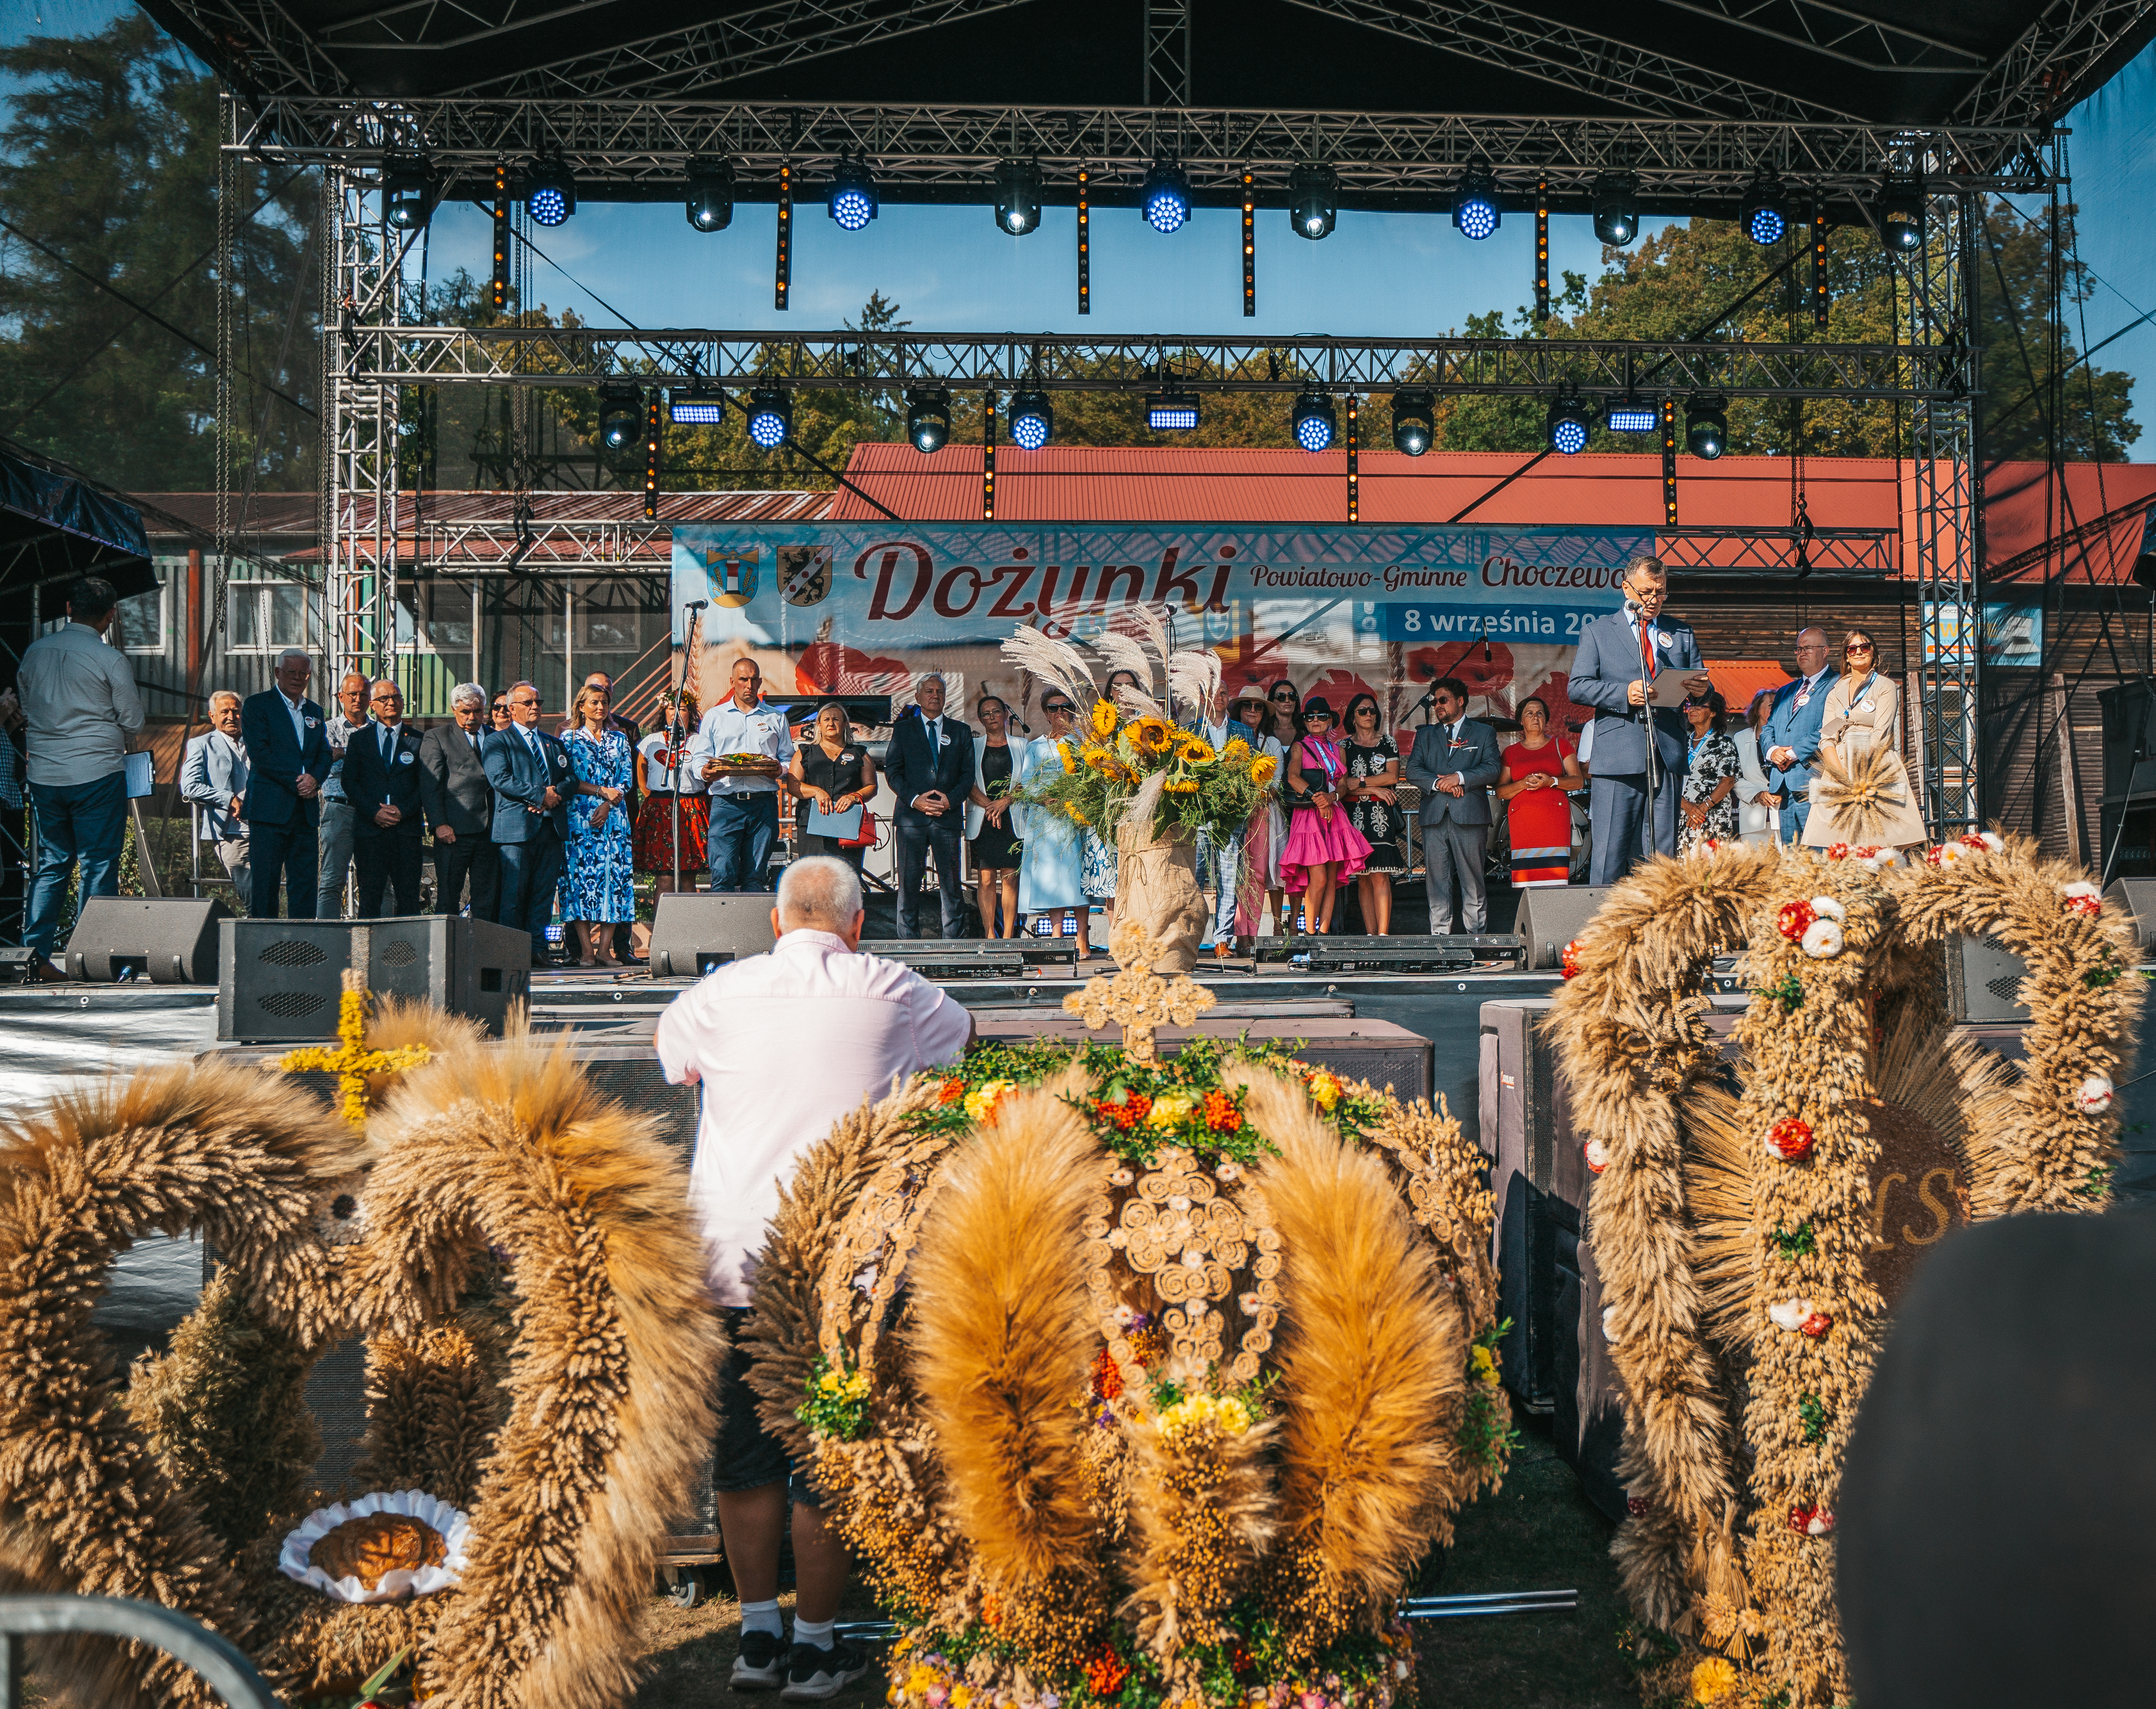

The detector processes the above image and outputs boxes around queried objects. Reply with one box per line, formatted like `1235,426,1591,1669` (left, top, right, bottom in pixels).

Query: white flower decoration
1167,1195,1191,1211
1977,831,2005,852
1800,918,1845,959
1180,1249,1204,1269
2077,1074,2115,1114
852,1264,879,1296
1215,1161,1240,1182
1601,1305,1620,1344
279,1489,470,1604
1109,1168,1135,1187
1767,1298,1815,1332
1582,1138,1609,1175
1808,895,1847,923
1107,1228,1127,1248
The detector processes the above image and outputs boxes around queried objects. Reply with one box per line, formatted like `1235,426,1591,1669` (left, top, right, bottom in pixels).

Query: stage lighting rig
597,385,643,451
907,388,952,453
1604,395,1657,435
1293,391,1336,453
383,157,432,231
527,157,576,227
1390,390,1434,456
1289,162,1338,241
1687,395,1729,459
669,385,727,425
1545,389,1595,455
687,159,735,232
1009,390,1054,449
1147,379,1201,432
747,388,793,449
994,159,1043,235
1141,161,1192,234
1741,171,1789,245
1452,161,1500,241
1877,175,1925,253
827,158,879,230
1591,171,1639,246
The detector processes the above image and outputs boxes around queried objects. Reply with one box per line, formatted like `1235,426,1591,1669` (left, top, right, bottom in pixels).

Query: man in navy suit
483,678,574,962
885,674,976,937
1567,556,1708,884
238,646,333,918
345,677,427,915
1761,627,1836,844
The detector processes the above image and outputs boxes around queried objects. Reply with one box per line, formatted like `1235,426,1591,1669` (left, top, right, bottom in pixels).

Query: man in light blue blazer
1567,556,1706,884
483,679,575,962
1403,677,1505,932
1761,627,1836,844
181,690,251,908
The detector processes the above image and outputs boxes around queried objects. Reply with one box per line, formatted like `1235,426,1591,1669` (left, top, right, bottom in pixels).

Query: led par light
668,386,727,425
1141,160,1192,234
1008,389,1054,450
994,159,1043,236
1452,160,1500,241
1604,395,1658,435
1686,394,1729,459
1288,162,1338,241
687,159,735,232
1390,390,1435,456
1545,389,1595,455
1591,171,1639,246
746,387,793,449
906,388,953,453
827,158,879,230
1147,384,1201,432
526,157,576,227
1741,170,1789,246
1292,391,1336,453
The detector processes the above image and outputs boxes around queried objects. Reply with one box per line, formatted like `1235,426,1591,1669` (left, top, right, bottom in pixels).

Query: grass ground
631,1414,1636,1709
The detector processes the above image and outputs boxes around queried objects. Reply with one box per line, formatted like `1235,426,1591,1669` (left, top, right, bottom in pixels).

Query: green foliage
1798,1392,1826,1444
1458,1318,1523,1473
797,1353,872,1441
1770,1220,1818,1259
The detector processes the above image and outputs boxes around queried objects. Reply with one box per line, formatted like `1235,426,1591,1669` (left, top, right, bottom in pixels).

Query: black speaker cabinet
647,892,778,978
1944,933,2030,1023
217,915,532,1042
66,895,231,984
1513,887,1614,970
2103,879,2156,952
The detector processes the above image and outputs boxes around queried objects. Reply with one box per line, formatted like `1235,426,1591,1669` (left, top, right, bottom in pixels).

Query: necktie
382,725,395,761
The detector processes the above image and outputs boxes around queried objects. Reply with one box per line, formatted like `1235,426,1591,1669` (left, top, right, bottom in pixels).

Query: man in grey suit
1567,555,1708,884
180,690,251,908
483,679,574,963
1404,677,1505,932
419,681,501,922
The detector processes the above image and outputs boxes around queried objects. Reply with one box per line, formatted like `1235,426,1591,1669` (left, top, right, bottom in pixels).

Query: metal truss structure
232,99,2053,210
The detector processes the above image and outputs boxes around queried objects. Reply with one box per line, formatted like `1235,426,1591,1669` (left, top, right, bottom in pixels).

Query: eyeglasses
1846,643,1875,655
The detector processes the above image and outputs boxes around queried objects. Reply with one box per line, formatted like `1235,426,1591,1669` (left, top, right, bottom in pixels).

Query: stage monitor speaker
1944,933,2030,1023
1514,887,1614,970
2103,879,2156,952
647,892,777,978
217,915,532,1042
66,896,231,984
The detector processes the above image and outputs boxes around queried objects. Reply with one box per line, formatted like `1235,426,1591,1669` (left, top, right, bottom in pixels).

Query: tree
0,16,318,493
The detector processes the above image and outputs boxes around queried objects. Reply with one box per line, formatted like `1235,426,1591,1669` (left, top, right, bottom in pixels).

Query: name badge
1656,632,1673,651
305,717,320,728
398,750,414,764
1855,699,1874,713
1795,690,1811,709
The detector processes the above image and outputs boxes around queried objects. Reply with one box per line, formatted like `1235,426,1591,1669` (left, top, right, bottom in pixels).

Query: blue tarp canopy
0,445,155,604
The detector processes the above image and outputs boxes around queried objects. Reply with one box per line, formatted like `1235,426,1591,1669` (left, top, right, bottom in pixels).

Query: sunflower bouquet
1020,695,1275,845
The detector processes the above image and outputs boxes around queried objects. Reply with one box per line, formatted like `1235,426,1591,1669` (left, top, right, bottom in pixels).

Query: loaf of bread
307,1512,447,1591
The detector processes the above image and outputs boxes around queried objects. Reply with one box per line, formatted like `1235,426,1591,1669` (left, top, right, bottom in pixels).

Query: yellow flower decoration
1176,734,1216,764
1146,1091,1199,1130
964,1078,1017,1124
1249,754,1278,786
1689,1657,1738,1705
1157,1391,1254,1440
1081,744,1115,773
1132,717,1176,756
1222,736,1251,763
1164,779,1200,794
1058,740,1077,774
1470,1345,1497,1381
1066,802,1088,825
1090,698,1119,738
1306,1070,1343,1112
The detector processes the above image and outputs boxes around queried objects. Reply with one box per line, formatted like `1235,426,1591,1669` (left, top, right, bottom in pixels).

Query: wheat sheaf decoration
0,1010,724,1709
1547,833,2141,1709
744,1012,1509,1709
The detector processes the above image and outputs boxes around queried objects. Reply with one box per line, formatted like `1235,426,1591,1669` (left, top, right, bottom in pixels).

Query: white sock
741,1600,784,1639
793,1616,836,1650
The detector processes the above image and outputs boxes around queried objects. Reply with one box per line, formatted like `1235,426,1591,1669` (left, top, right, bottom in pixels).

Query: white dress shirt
655,928,972,1305
322,709,361,800
687,697,797,797
281,691,308,749
17,621,145,787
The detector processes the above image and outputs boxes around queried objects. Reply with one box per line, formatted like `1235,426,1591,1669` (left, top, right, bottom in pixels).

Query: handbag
840,809,877,849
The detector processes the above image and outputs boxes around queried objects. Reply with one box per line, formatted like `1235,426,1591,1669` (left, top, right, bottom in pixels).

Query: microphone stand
675,599,708,898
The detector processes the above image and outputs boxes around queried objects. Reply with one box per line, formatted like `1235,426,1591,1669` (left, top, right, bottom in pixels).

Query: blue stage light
1546,390,1595,454
1141,161,1191,234
1742,171,1788,245
747,387,793,449
1452,161,1500,241
1293,391,1336,453
827,158,879,231
1605,398,1658,434
1147,389,1200,431
1009,390,1053,449
669,387,727,425
527,157,575,227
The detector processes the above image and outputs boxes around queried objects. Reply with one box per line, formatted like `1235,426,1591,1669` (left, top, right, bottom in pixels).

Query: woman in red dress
632,689,709,885
1495,695,1584,889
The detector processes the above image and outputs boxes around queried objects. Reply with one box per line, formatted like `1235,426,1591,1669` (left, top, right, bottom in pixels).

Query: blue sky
8,0,2156,456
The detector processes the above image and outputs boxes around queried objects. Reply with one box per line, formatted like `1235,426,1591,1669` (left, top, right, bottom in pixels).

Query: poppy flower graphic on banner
1407,640,1516,703
795,640,914,694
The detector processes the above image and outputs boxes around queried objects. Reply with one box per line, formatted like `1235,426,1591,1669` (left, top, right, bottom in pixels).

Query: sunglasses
1270,692,1298,702
1846,643,1875,655
1044,702,1075,716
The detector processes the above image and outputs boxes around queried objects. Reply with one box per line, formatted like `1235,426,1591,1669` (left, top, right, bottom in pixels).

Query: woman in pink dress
1278,698,1372,934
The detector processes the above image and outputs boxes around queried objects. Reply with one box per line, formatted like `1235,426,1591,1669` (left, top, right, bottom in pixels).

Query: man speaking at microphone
1567,555,1708,884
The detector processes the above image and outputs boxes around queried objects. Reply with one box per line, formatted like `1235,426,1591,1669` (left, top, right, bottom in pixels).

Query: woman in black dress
789,701,877,873
1339,693,1408,935
968,694,1024,938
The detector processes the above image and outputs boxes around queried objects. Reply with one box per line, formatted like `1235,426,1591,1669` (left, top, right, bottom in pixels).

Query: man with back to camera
1761,627,1836,844
239,646,333,918
483,679,574,963
1567,555,1708,883
884,674,976,938
692,657,795,893
418,682,501,922
655,856,972,1700
344,677,427,915
18,574,144,974
1403,677,1503,933
181,690,252,910
316,669,370,916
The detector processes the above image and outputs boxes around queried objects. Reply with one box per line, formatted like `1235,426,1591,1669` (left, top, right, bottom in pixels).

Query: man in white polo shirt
655,856,971,1700
691,656,795,893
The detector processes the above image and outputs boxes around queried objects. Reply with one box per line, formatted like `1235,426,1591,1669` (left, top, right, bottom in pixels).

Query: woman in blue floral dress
563,683,637,966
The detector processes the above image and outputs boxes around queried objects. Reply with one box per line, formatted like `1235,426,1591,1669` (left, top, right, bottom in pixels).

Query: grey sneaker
780,1639,873,1701
732,1628,789,1691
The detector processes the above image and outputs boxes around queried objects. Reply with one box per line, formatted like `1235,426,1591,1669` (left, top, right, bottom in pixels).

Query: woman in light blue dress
1015,693,1089,954
562,683,637,966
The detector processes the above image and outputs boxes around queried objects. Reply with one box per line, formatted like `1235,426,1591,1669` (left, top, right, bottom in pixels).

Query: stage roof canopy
140,0,2155,135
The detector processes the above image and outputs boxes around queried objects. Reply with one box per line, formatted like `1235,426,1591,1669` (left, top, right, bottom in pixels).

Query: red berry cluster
1561,939,1584,980
1089,1345,1124,1402
1777,898,1818,941
938,1077,966,1105
1826,841,1850,860
1625,1495,1652,1519
1765,1115,1816,1160
1800,1311,1833,1338
1084,1650,1131,1695
1203,1089,1241,1132
1090,1091,1153,1130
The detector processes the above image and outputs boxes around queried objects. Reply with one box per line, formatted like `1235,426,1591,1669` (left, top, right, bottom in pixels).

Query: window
112,572,167,653
227,581,319,651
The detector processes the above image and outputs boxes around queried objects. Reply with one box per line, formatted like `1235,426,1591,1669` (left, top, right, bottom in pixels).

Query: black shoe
781,1639,872,1701
732,1628,789,1691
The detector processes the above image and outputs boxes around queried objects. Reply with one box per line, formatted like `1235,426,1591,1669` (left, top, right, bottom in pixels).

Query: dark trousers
498,830,565,956
248,816,321,921
434,831,501,922
1587,770,1681,885
895,812,967,937
25,773,127,960
707,791,779,891
354,828,424,916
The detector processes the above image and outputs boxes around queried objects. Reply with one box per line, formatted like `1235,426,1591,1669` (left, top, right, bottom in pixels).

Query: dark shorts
715,1307,822,1507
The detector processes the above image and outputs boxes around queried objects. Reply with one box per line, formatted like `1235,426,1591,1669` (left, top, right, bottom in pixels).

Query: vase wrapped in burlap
1114,816,1208,972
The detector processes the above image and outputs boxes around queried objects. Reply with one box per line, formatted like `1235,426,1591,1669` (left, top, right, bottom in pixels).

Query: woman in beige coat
1803,627,1931,852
